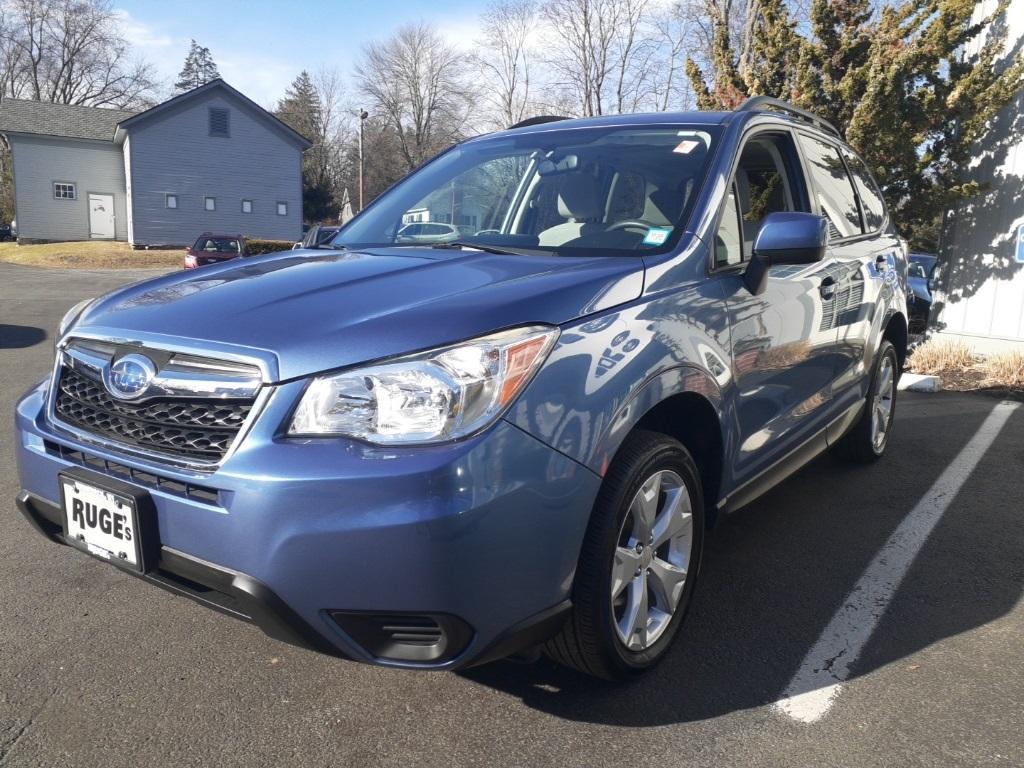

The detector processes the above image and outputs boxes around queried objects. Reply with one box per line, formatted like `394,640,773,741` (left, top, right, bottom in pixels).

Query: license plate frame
59,469,160,573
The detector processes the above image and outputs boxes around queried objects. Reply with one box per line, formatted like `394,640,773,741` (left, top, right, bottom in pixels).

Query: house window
241,199,253,214
209,107,230,137
166,194,178,209
205,196,216,211
54,182,76,200
277,202,287,216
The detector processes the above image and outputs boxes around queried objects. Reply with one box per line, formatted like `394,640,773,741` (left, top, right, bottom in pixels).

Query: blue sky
116,0,487,107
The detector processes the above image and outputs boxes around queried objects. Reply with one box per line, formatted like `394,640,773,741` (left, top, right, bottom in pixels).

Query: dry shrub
982,350,1024,388
908,339,975,374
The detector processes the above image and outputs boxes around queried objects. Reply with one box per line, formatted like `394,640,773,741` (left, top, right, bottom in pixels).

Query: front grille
54,366,253,462
44,440,221,505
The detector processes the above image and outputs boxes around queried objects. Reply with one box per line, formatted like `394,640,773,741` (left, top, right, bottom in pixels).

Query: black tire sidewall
869,342,899,456
589,434,705,674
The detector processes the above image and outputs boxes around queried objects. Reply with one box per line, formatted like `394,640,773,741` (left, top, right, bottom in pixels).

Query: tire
835,340,899,463
545,430,705,680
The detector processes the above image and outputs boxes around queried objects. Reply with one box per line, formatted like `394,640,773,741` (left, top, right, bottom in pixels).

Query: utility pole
358,110,368,211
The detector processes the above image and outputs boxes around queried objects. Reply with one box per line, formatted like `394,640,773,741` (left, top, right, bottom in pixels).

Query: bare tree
541,0,666,116
541,0,618,116
0,0,156,108
475,0,538,128
355,23,472,172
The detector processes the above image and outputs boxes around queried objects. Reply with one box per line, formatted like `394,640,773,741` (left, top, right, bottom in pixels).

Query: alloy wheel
610,469,694,651
871,354,895,452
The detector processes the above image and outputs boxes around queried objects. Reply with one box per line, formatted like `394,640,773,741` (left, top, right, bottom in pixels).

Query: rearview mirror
743,212,829,295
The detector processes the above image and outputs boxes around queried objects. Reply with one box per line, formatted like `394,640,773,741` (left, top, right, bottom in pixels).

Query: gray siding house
0,80,311,247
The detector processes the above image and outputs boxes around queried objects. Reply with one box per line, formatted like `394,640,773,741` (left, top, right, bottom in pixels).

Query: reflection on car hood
75,246,645,381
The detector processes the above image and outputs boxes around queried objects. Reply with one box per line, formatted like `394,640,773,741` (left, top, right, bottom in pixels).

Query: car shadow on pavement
0,324,47,349
460,394,1024,727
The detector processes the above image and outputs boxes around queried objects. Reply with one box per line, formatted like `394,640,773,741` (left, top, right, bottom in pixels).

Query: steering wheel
605,220,657,233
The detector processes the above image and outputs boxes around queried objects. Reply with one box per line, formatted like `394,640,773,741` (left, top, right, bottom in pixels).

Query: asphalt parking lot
2,262,1022,768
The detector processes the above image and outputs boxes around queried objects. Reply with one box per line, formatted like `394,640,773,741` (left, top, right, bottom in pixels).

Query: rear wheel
835,340,899,463
545,431,704,680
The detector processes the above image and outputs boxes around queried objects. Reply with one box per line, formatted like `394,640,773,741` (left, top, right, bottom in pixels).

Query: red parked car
183,234,248,269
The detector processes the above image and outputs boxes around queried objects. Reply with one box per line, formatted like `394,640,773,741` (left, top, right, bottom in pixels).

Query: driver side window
715,132,808,267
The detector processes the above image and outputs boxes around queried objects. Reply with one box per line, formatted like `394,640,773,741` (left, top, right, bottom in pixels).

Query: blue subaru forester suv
15,98,907,680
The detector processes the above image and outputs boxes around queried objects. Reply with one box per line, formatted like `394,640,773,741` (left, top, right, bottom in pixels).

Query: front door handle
820,276,838,300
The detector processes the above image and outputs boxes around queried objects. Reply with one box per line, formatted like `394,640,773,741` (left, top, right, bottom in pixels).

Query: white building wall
931,0,1024,352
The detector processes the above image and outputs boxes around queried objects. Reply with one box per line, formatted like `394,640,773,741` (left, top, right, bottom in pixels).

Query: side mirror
743,212,829,295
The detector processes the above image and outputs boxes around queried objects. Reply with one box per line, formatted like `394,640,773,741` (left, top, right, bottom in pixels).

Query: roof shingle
0,99,137,141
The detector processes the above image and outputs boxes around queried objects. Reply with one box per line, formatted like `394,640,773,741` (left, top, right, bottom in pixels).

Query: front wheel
545,431,704,680
835,340,899,463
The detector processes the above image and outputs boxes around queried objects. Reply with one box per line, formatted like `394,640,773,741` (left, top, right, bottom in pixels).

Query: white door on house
88,193,115,239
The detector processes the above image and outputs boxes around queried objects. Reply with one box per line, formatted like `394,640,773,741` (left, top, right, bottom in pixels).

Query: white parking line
774,401,1020,724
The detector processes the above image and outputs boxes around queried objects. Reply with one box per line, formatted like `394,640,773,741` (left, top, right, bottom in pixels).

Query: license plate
60,475,144,571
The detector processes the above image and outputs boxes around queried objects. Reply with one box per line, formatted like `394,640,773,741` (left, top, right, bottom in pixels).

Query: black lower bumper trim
16,491,339,657
466,600,572,668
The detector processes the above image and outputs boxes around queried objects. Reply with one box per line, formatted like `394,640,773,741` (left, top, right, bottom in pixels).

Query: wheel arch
595,366,726,527
883,311,908,370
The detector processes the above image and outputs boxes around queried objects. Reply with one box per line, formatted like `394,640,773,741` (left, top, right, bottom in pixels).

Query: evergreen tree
276,71,338,223
174,40,221,93
275,71,321,143
686,0,1024,251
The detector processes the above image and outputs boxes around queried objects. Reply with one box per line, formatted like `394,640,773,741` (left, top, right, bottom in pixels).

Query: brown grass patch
982,350,1024,389
907,339,975,375
0,241,182,269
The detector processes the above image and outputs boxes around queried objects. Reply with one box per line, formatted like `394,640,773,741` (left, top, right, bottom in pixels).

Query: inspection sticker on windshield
673,140,700,154
643,227,673,246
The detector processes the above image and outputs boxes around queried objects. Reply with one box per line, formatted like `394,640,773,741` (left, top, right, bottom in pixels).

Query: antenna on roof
737,96,840,137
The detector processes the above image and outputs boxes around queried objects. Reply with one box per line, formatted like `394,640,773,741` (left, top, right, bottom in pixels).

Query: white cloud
113,9,179,51
216,52,296,109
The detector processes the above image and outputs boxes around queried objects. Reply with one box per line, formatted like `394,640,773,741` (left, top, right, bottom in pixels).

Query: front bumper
15,378,600,669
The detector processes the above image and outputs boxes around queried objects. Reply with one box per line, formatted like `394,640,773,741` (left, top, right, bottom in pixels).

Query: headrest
557,174,601,221
648,188,687,225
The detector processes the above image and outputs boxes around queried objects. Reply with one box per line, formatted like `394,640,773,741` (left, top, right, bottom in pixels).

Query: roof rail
508,115,571,130
737,96,840,137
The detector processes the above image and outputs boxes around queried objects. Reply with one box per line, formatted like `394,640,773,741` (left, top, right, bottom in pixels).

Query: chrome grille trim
46,337,269,472
61,340,262,401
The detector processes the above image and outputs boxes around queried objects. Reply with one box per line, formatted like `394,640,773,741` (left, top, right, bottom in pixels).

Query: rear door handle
820,276,837,300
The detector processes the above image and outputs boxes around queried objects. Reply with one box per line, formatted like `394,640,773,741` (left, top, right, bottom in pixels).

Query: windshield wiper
430,241,534,256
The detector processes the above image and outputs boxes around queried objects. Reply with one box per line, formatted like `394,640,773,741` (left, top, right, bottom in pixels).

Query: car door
715,129,840,485
796,134,903,416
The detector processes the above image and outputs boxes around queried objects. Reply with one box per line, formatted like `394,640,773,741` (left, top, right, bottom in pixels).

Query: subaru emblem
104,353,156,400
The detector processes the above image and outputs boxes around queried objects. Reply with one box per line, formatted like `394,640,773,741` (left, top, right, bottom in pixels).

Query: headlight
288,325,559,444
57,298,95,339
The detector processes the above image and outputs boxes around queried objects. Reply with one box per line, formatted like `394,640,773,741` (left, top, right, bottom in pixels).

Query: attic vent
209,107,229,137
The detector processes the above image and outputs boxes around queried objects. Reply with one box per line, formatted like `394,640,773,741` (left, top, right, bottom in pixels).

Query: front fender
507,283,730,476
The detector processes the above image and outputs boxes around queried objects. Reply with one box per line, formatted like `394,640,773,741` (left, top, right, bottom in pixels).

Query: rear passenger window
843,151,886,231
798,134,863,240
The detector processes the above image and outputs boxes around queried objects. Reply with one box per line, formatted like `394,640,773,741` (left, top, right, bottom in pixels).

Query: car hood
75,246,645,381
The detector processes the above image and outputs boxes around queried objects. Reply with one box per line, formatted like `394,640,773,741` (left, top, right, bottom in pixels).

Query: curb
898,373,941,393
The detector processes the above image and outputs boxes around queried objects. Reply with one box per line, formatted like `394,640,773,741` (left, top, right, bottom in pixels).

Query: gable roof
115,79,312,150
0,99,137,141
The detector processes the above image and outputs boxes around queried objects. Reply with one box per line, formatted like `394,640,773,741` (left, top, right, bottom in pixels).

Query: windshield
333,124,721,257
908,263,928,279
194,237,240,253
